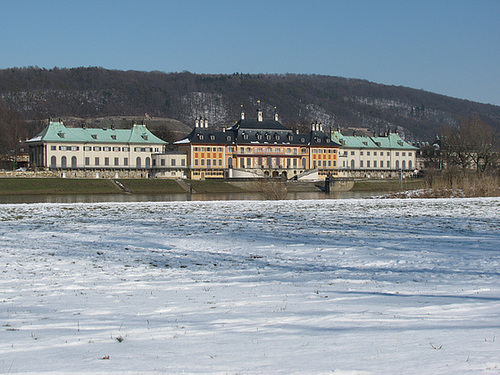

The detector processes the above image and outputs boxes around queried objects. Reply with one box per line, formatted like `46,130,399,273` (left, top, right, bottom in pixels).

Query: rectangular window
201,159,205,166
367,160,370,168
351,151,355,155
380,160,383,168
374,160,377,168
161,159,165,166
195,159,199,166
85,157,90,166
114,157,119,166
123,147,130,152
84,146,91,151
360,151,364,156
113,147,121,152
367,151,370,156
395,152,399,156
105,157,109,166
103,147,111,152
95,157,99,166
402,152,406,156
360,160,364,168
181,159,186,166
374,152,377,156
124,157,128,166
93,146,101,151
171,159,176,166
51,145,56,150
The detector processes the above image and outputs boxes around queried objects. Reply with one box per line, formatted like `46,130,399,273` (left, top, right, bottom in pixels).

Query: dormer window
243,133,249,140
256,133,262,140
362,141,368,146
274,134,280,141
210,135,215,140
226,136,231,141
142,135,149,140
58,132,65,138
111,135,117,140
287,134,293,141
91,134,97,139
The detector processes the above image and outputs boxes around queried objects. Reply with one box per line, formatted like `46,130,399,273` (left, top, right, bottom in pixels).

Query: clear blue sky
1,0,499,106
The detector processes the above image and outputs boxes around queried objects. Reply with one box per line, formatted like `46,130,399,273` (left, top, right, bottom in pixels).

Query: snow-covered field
1,198,499,374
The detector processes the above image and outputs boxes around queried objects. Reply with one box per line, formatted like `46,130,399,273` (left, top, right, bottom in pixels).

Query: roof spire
257,100,263,122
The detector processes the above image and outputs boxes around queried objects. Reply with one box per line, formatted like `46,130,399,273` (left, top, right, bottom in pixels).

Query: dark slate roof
174,122,340,148
227,118,289,131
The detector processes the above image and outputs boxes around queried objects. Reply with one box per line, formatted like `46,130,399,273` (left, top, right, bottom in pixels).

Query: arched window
145,157,151,168
51,156,57,168
71,156,77,168
228,157,233,168
396,160,400,170
351,159,355,169
136,157,142,168
402,160,406,170
302,158,307,169
409,160,413,170
61,156,67,169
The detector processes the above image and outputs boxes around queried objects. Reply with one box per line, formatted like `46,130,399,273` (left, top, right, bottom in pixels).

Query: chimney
274,107,279,122
240,104,245,120
195,117,200,128
257,100,263,122
204,117,208,128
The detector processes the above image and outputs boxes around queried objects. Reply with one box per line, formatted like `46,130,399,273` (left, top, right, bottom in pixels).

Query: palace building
26,120,166,178
25,109,419,181
165,107,341,180
331,129,418,178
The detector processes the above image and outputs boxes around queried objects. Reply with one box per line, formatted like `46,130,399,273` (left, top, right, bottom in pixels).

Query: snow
1,197,499,374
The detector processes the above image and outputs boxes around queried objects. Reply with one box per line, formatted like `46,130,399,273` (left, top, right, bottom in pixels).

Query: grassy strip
117,179,186,194
0,178,120,195
188,179,246,194
351,178,426,192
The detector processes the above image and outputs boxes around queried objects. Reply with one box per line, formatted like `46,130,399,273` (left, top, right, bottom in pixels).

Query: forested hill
1,67,500,142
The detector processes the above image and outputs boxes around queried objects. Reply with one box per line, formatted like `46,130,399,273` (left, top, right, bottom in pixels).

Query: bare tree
440,116,498,173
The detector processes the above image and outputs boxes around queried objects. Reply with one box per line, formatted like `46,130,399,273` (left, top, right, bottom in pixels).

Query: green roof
331,130,417,150
27,121,166,145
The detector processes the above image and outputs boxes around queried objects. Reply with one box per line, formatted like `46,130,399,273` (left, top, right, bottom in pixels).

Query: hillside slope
1,67,500,141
